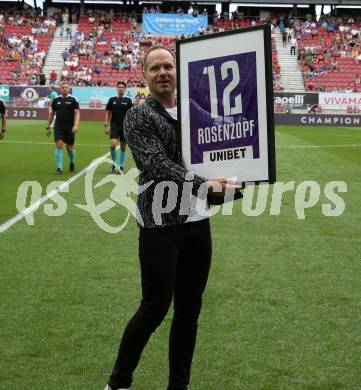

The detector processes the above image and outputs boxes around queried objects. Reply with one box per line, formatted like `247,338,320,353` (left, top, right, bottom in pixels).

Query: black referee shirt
51,95,79,130
106,96,133,129
0,99,5,115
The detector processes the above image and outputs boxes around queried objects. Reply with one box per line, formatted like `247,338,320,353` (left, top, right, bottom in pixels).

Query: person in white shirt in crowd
351,28,359,39
290,36,297,55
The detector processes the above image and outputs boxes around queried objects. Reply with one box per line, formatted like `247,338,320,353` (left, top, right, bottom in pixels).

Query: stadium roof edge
216,0,361,4
40,0,361,5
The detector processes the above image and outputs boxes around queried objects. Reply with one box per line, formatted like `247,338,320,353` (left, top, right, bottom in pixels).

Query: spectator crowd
277,12,361,92
3,8,361,92
0,12,55,85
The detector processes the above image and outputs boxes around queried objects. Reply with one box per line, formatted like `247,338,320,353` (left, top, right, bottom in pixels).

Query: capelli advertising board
273,92,318,107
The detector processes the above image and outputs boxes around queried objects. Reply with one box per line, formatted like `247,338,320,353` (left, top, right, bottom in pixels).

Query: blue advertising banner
72,87,135,104
143,14,208,35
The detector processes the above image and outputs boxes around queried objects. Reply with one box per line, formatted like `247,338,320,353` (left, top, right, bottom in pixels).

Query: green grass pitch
0,120,361,389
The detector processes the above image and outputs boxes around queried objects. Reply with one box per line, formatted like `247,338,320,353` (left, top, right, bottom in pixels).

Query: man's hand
104,124,110,135
207,178,227,193
45,127,51,137
72,127,78,134
207,178,243,196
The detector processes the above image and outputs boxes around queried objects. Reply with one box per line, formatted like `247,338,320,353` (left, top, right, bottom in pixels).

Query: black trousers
109,218,212,390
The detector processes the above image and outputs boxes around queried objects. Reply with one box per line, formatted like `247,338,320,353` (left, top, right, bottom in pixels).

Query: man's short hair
143,45,175,71
117,80,127,88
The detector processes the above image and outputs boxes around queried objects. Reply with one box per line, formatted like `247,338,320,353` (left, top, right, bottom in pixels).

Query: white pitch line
333,134,361,137
0,150,116,235
278,144,361,149
0,140,108,147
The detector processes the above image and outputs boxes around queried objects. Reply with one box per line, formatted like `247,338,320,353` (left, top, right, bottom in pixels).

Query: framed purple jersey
176,25,276,183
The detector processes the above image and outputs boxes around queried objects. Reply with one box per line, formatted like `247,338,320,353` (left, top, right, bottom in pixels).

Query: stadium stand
8,7,361,95
0,9,282,89
294,17,361,91
272,36,282,91
66,14,278,87
213,17,264,32
64,13,180,87
0,13,55,84
64,15,147,86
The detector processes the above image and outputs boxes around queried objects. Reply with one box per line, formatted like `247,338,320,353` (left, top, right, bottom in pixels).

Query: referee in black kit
46,81,80,175
104,81,133,173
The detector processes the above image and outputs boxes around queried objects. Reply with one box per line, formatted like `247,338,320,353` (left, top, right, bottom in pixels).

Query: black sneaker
69,162,75,172
55,168,62,175
111,165,116,174
119,166,124,174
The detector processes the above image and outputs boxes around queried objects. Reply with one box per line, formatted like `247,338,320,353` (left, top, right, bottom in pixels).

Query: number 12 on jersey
202,60,243,118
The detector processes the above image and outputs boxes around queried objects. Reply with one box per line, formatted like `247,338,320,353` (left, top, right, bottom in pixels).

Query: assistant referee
46,81,80,175
104,81,133,173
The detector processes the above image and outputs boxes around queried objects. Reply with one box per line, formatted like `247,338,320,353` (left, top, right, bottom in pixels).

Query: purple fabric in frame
188,52,259,164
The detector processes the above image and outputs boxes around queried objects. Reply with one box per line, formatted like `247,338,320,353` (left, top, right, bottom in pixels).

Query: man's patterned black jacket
124,96,207,228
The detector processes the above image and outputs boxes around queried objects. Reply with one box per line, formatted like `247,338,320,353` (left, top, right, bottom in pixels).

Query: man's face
60,83,70,96
144,49,176,99
117,83,126,96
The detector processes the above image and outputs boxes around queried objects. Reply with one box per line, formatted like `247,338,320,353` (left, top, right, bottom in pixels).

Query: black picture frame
176,24,276,184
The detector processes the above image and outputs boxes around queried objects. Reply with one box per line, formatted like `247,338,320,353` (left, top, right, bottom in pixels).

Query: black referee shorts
54,127,75,145
110,126,126,143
